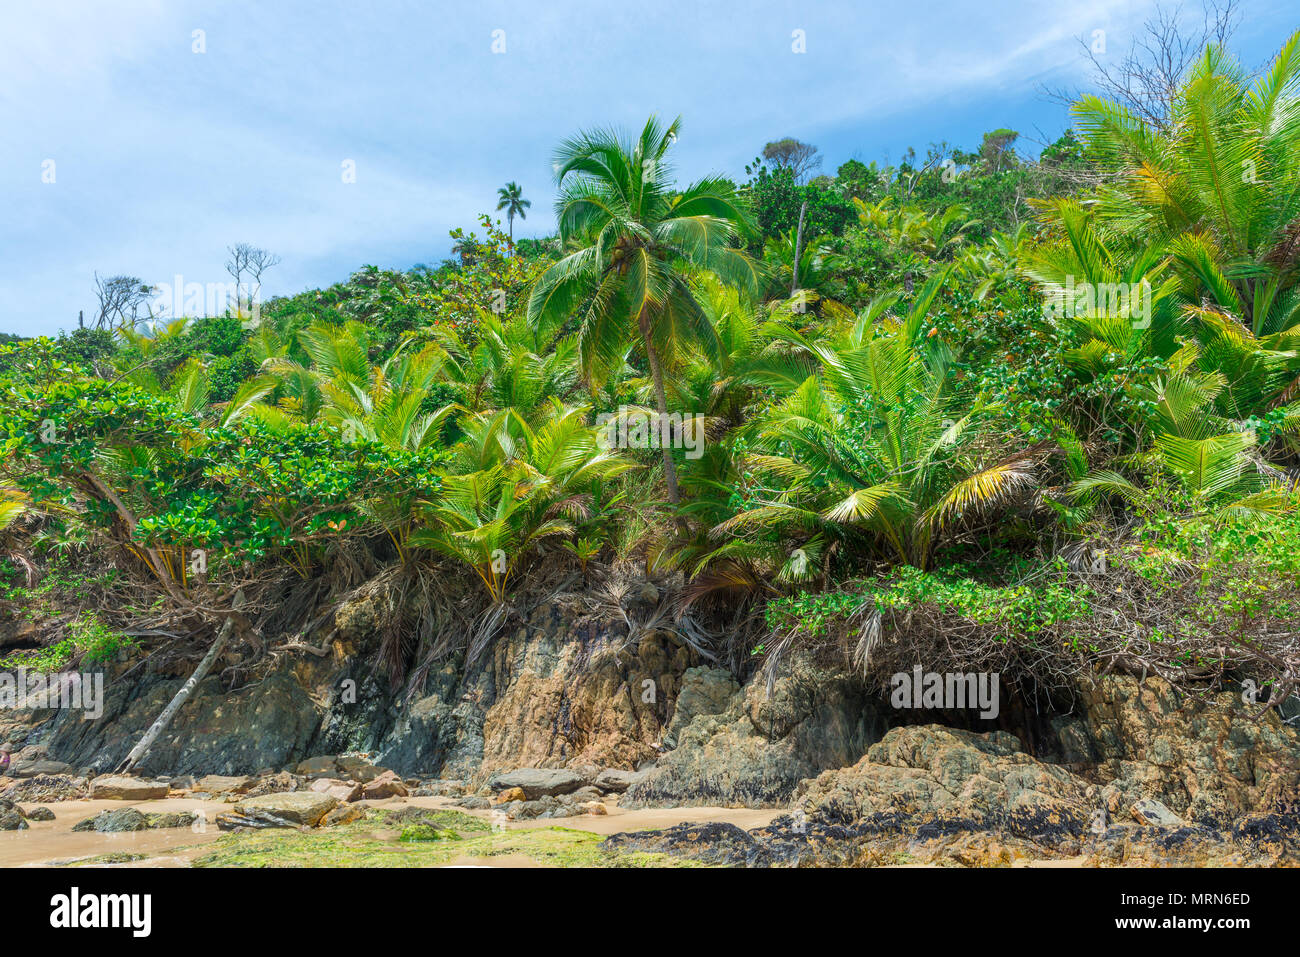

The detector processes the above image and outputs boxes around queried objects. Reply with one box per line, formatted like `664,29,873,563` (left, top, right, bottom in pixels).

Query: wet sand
0,797,231,867
0,794,783,868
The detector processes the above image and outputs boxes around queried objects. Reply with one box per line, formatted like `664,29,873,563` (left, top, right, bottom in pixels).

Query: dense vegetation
4,34,1300,712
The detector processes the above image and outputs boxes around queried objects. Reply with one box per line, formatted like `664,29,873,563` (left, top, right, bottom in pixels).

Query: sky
2,0,1296,336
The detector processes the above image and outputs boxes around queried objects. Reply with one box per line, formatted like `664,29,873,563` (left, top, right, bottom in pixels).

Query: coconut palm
411,402,634,603
528,115,762,512
1069,33,1300,334
426,312,578,422
496,181,531,245
1070,356,1291,516
704,272,1037,570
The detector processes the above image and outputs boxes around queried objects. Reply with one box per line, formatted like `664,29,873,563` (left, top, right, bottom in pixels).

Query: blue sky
2,0,1295,336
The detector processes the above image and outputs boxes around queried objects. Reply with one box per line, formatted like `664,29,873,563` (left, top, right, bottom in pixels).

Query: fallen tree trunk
117,593,244,774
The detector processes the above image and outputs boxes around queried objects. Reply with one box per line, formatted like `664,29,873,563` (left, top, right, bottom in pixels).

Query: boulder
89,775,170,801
145,812,197,829
359,770,407,800
232,791,338,827
73,808,150,833
195,774,254,795
10,759,72,778
0,810,27,831
295,756,340,778
793,725,1091,847
410,779,467,798
323,804,366,827
593,769,644,794
23,806,55,822
241,771,302,798
310,778,363,802
495,786,526,804
336,755,384,782
604,822,759,866
487,768,585,799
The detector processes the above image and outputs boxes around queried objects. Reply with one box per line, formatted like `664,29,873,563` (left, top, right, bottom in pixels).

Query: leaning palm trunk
118,593,243,773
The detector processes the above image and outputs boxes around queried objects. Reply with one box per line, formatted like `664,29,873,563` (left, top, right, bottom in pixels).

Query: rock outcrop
8,573,1300,866
624,651,886,807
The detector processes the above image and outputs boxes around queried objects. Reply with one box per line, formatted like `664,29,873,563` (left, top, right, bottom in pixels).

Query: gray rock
10,759,73,778
0,810,27,830
664,667,739,748
23,806,55,821
73,808,149,832
593,769,645,793
487,768,585,799
626,651,884,808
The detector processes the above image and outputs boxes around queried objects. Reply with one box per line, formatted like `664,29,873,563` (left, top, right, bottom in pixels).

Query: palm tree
496,181,531,245
411,402,634,603
1071,360,1288,518
711,271,1037,570
527,115,762,512
1068,33,1300,334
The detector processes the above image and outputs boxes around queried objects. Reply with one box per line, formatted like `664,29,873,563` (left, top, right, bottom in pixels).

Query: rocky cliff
3,579,1297,865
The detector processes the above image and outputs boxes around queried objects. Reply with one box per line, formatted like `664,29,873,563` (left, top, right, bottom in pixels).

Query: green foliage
766,561,1093,644
5,40,1300,700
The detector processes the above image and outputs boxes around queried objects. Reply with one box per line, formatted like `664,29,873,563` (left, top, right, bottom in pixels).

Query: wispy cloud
1,0,1288,335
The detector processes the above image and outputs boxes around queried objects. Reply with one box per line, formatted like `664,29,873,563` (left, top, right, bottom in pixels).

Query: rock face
25,589,696,781
624,651,886,807
44,669,321,778
1062,676,1300,829
11,573,1300,865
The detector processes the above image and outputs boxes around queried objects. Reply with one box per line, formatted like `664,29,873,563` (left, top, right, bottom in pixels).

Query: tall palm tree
496,181,531,244
527,115,762,511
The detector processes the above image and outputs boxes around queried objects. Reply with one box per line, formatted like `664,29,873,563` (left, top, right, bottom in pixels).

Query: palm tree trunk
118,593,243,773
638,309,683,514
791,198,808,297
